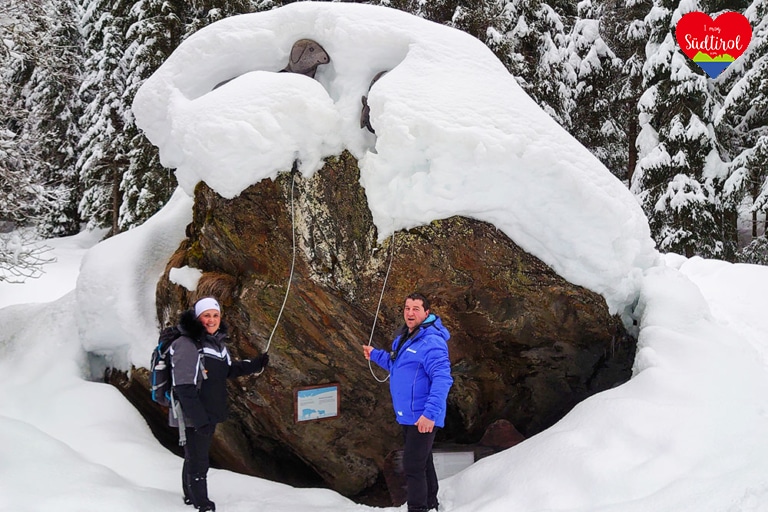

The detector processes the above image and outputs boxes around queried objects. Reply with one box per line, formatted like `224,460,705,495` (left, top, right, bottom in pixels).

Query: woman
170,297,268,512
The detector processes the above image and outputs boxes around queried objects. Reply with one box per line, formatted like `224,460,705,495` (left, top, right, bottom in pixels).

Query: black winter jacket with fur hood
169,309,265,428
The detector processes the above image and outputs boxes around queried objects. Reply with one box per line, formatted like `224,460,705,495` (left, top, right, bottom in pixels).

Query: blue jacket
370,314,453,427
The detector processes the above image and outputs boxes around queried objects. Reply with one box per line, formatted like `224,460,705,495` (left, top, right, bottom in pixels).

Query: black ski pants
402,425,439,512
182,424,216,507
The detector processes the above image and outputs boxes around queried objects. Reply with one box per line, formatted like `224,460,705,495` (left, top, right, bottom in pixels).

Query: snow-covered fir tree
76,0,132,235
564,0,627,179
0,0,62,280
501,0,576,126
1,0,80,234
118,0,274,230
23,0,83,237
118,0,187,230
597,0,653,182
716,0,768,262
631,0,734,259
1,0,43,227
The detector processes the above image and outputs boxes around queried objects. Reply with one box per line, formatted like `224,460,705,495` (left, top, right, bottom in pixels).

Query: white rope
367,229,396,383
255,170,297,375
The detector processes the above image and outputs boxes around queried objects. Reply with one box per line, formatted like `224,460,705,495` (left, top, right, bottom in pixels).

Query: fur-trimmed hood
177,309,229,341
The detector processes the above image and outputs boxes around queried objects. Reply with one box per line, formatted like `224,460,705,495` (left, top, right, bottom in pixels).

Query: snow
3,2,768,511
0,227,107,309
169,266,204,292
75,189,193,371
133,1,658,318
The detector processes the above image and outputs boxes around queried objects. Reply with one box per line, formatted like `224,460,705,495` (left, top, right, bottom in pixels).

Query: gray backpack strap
170,393,187,446
197,342,207,382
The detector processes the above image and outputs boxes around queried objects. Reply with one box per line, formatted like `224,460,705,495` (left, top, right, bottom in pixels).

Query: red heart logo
675,11,752,78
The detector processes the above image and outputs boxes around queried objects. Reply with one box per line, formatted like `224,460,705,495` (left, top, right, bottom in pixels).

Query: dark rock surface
108,150,636,502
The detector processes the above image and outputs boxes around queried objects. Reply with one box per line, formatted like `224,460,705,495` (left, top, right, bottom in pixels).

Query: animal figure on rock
213,39,330,89
281,38,330,78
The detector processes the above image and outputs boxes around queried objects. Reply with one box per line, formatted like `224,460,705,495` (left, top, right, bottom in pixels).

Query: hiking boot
189,475,211,510
183,495,193,506
198,501,216,512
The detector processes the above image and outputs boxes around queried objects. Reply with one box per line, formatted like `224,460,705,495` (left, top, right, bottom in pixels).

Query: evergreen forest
1,0,767,282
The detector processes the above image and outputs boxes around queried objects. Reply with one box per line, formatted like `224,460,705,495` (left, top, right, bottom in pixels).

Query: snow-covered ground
0,228,106,310
3,3,768,511
3,206,768,512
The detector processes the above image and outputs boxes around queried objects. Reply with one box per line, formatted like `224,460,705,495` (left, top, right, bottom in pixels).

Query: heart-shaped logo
675,11,752,78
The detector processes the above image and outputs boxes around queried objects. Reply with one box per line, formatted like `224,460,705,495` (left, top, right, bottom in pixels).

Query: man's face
198,309,221,334
403,298,429,332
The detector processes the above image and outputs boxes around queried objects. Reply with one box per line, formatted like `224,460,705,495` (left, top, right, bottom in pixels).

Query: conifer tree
1,0,42,227
631,0,733,259
565,0,626,178
716,0,768,262
77,0,131,235
118,0,187,230
1,0,79,233
0,0,62,280
24,0,83,237
597,0,653,182
117,0,268,230
500,0,576,126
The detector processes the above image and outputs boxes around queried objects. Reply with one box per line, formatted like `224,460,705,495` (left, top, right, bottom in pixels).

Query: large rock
109,150,636,502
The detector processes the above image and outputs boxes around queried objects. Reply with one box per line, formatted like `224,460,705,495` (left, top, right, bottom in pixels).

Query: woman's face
198,309,221,334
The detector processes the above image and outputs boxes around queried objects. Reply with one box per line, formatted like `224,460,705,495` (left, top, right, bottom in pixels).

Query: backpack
150,326,182,407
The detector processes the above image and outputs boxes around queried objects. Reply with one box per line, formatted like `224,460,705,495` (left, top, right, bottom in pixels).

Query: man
363,292,453,512
170,297,269,512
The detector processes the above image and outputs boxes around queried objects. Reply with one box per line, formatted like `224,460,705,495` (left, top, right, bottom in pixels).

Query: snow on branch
0,229,55,283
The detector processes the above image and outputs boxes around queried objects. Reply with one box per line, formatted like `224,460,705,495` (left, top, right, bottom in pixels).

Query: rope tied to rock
367,228,396,383
255,163,298,376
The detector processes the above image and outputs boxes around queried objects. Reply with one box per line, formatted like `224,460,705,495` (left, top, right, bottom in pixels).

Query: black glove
239,354,269,375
